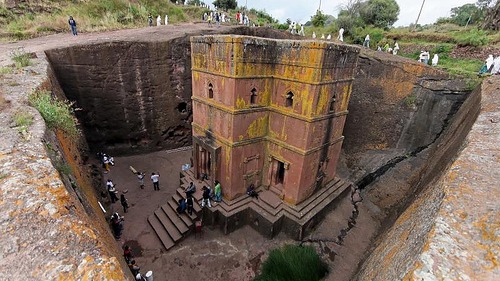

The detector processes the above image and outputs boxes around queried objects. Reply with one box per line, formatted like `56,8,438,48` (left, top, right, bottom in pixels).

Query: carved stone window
286,91,294,107
208,83,214,99
250,88,257,104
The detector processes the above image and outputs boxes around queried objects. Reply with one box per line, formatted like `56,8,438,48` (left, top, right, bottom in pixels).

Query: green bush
28,90,79,137
10,48,32,68
454,29,490,47
254,244,328,281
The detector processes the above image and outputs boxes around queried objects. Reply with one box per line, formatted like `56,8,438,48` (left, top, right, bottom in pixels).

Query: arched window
208,83,214,99
250,88,257,104
286,91,294,108
329,95,337,112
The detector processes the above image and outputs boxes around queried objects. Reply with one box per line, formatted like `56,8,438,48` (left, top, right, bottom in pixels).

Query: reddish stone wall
191,35,359,204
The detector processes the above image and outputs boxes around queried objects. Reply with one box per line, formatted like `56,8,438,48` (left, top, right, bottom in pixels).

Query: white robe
432,54,439,66
157,16,161,26
486,55,494,70
492,56,500,74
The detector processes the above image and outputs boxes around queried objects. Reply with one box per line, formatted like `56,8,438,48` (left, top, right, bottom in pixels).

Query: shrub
28,90,79,137
454,29,490,47
10,48,32,68
254,244,328,281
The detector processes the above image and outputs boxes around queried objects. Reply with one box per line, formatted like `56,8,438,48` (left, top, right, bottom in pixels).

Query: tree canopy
359,0,400,28
311,10,328,27
212,0,237,11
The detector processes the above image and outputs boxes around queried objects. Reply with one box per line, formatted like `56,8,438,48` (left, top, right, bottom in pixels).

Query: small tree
212,0,237,11
360,0,400,28
311,10,328,27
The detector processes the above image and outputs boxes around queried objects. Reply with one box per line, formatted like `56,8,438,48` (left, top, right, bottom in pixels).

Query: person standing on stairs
186,194,194,215
201,186,212,208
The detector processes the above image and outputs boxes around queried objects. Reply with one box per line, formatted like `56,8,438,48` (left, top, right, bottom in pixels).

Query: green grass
254,244,328,281
10,48,32,68
13,110,33,135
28,90,79,137
0,66,13,75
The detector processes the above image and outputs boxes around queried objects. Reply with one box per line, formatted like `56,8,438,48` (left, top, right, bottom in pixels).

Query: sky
234,0,478,27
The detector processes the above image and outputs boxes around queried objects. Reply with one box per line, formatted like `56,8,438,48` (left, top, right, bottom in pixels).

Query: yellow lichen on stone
247,116,268,138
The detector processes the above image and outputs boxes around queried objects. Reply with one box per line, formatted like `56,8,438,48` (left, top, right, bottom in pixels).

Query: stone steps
147,215,175,250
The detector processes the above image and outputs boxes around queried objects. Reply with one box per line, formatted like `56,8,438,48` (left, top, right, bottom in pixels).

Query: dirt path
0,22,235,65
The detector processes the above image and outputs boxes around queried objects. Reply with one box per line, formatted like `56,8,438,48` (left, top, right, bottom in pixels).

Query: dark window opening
329,95,337,111
276,161,285,184
177,102,187,113
286,92,294,107
208,83,214,99
250,88,257,104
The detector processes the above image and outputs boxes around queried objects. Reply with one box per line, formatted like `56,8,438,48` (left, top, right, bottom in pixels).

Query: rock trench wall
45,27,296,156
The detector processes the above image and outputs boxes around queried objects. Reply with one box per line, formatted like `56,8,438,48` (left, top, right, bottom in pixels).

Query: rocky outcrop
355,77,498,281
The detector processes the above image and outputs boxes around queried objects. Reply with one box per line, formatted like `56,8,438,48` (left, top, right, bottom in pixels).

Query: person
312,32,316,39
215,13,220,28
491,55,500,74
151,172,160,191
363,34,370,48
486,54,494,72
423,51,430,65
383,43,390,52
299,24,305,36
137,172,145,189
207,13,212,27
247,184,259,199
120,193,129,213
110,212,124,239
176,198,187,214
214,180,222,202
102,154,111,173
393,41,400,55
184,182,196,196
377,45,382,51
326,34,331,40
338,27,344,42
186,194,194,215
165,14,168,25
156,15,161,26
321,34,325,39
107,180,119,203
123,245,133,263
432,54,439,66
201,186,212,208
68,16,77,36
148,15,153,27
128,260,140,277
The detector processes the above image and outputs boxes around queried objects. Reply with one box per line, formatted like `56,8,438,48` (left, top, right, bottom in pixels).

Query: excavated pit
43,28,476,280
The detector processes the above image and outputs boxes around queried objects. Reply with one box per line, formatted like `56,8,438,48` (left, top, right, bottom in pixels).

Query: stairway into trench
149,168,352,250
147,168,208,250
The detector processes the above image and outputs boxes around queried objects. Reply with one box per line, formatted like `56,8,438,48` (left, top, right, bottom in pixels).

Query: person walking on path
107,179,119,203
120,193,129,213
136,172,145,189
214,180,222,202
393,41,400,55
165,14,169,25
201,186,212,208
363,34,370,48
156,15,162,26
148,15,153,27
68,16,78,36
338,27,344,42
151,172,160,191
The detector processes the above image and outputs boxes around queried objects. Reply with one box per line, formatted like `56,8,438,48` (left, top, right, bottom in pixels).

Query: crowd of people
479,54,500,75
